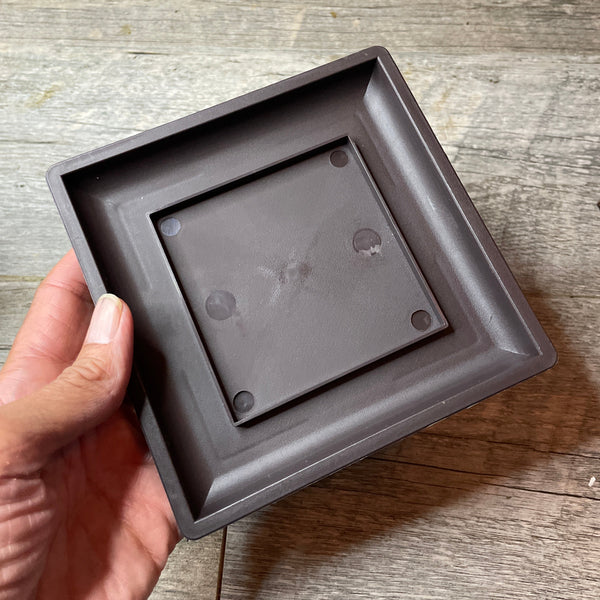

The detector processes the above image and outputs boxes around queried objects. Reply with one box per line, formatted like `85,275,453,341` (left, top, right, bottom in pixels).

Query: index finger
0,249,94,404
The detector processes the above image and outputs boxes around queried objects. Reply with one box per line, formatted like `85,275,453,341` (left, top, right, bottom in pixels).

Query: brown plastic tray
47,47,556,539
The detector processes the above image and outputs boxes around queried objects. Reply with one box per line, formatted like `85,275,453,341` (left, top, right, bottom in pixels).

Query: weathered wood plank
0,280,38,349
221,473,600,600
1,0,598,55
149,533,223,600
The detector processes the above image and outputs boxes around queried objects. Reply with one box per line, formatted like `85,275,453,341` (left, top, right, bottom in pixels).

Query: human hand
0,250,179,599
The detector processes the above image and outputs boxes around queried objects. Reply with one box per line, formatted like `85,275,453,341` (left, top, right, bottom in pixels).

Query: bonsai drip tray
47,47,556,538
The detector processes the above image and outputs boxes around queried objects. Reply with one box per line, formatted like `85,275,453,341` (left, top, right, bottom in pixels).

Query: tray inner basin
156,140,447,422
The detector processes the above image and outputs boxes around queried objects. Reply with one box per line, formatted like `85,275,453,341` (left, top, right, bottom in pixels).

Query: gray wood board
149,534,223,600
1,1,599,599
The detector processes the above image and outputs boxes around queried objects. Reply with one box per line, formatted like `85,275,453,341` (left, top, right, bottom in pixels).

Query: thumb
0,294,133,474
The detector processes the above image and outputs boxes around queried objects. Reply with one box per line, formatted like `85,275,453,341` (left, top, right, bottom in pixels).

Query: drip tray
47,47,556,539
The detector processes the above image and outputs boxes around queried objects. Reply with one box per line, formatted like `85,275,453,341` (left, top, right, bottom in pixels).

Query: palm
0,251,179,599
34,410,175,598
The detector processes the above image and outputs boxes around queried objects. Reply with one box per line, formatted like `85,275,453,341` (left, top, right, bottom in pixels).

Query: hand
0,250,180,599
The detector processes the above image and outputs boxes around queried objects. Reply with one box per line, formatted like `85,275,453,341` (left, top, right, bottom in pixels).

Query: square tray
47,47,556,539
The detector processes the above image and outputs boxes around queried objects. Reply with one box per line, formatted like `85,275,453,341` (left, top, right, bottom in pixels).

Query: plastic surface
46,47,556,539
156,139,447,422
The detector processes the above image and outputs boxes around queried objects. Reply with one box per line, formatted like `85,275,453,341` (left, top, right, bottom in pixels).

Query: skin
0,250,180,599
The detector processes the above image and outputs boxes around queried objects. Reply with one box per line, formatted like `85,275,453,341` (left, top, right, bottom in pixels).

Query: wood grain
149,534,223,600
1,0,599,598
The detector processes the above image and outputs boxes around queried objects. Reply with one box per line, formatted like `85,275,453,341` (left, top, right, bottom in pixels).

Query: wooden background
1,1,599,598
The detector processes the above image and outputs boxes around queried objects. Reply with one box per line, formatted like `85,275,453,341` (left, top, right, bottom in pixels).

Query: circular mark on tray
330,149,348,168
205,290,236,320
233,391,254,413
160,217,181,237
411,310,432,331
353,228,382,256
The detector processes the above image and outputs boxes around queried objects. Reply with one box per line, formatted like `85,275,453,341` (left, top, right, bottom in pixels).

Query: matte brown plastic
46,47,556,539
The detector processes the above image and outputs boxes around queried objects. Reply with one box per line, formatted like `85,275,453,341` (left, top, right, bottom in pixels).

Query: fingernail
85,294,123,345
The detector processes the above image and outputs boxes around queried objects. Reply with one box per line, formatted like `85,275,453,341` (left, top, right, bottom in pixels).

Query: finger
0,249,94,404
0,294,134,474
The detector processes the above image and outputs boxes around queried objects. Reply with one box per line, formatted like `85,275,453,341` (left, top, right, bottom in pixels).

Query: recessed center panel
156,140,447,422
